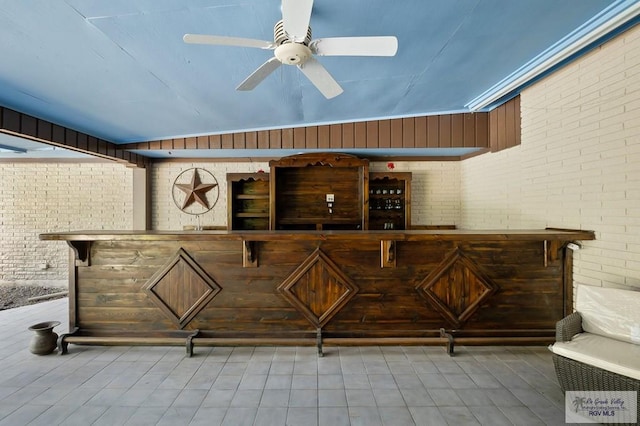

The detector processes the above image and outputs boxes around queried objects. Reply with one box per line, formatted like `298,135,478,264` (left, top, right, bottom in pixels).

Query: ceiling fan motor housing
273,20,313,65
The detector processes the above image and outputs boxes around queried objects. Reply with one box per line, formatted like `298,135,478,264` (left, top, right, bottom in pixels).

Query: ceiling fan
183,0,398,99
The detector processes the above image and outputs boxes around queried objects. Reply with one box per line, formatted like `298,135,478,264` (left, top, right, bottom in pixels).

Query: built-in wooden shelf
227,173,270,230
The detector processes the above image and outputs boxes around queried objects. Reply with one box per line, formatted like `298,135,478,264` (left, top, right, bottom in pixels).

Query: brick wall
152,160,462,230
461,25,640,289
0,161,133,287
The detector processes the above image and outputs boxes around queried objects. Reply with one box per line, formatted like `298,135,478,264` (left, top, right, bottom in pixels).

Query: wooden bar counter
40,228,594,355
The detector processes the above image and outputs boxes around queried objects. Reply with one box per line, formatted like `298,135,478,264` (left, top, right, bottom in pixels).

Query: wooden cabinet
368,172,411,230
227,173,270,230
270,153,369,230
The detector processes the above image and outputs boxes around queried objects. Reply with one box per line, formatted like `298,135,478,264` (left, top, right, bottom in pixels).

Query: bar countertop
40,228,595,242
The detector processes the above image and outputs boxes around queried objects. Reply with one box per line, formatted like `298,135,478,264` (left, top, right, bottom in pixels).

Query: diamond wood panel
278,248,358,328
416,248,498,328
143,248,221,329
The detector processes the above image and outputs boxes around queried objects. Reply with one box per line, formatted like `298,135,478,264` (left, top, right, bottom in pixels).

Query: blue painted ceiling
0,0,638,159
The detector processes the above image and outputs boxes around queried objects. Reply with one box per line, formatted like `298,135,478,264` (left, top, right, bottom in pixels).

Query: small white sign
565,391,637,424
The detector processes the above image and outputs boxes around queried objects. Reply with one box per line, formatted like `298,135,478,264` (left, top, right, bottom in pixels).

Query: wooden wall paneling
426,116,439,147
306,126,318,149
1,108,19,131
415,116,427,147
342,122,354,148
355,122,367,148
488,96,521,152
77,133,88,151
463,115,476,147
149,140,162,150
232,133,244,149
52,124,65,144
378,120,390,147
245,132,257,150
282,128,294,149
366,121,379,148
269,129,281,148
21,114,37,138
318,125,330,149
438,115,451,147
160,139,173,150
451,115,464,146
185,137,197,149
514,96,522,146
221,133,233,149
37,119,52,141
173,138,185,150
66,129,78,149
476,113,489,148
505,100,516,149
196,136,209,149
498,106,506,151
293,127,306,149
402,118,415,148
257,131,269,149
330,124,342,148
390,118,403,148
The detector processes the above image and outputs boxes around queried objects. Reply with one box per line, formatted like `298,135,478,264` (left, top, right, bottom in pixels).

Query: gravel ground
0,285,68,311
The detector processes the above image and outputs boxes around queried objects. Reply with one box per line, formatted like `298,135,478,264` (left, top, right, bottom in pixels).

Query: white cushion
576,284,640,344
550,333,640,381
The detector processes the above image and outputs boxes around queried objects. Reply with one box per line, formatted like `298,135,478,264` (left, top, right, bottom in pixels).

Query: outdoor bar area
40,153,595,356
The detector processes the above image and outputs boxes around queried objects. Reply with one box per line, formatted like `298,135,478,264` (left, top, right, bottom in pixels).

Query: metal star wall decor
171,168,219,215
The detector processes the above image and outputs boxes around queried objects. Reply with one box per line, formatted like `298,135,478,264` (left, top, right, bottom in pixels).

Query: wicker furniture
550,285,640,424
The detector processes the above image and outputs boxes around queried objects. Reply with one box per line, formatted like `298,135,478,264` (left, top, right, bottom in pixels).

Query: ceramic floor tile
260,389,290,407
189,407,227,426
286,407,318,426
289,388,317,407
0,404,50,426
348,406,383,426
318,406,350,426
408,406,448,426
0,300,580,426
221,407,257,426
345,389,376,407
230,389,262,407
253,406,287,426
265,374,292,390
378,406,416,426
439,406,482,425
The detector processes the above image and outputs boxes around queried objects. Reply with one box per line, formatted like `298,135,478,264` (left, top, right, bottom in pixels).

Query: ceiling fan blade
311,36,398,56
183,34,274,49
297,56,343,99
282,0,313,42
236,57,282,91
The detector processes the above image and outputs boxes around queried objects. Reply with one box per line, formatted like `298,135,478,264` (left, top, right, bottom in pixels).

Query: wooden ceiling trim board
403,118,415,148
233,132,246,149
366,121,379,148
257,131,269,149
390,118,403,148
355,122,367,149
415,116,427,148
330,124,342,149
0,106,148,167
426,116,439,148
378,119,391,147
246,132,258,150
293,127,305,149
342,122,354,149
282,128,294,149
451,115,464,147
439,115,452,148
306,126,318,149
318,125,330,149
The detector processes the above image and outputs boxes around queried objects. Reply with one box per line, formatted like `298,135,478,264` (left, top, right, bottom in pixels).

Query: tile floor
0,298,594,425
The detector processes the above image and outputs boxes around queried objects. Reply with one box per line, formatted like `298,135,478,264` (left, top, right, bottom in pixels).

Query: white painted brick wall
0,162,133,287
461,25,640,290
152,161,462,230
